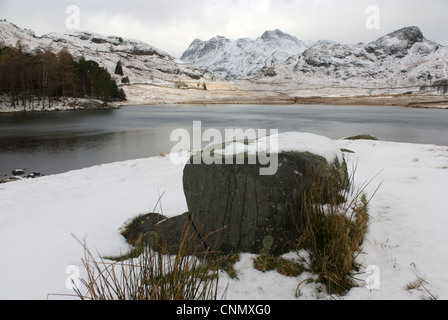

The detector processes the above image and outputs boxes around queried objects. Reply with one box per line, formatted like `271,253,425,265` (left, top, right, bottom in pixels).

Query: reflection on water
1,104,447,176
0,128,178,177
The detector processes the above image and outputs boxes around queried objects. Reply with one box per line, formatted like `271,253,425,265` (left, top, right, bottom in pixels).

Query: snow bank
0,154,189,300
0,138,447,300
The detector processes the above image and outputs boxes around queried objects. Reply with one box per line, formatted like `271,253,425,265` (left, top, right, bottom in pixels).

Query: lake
0,104,447,177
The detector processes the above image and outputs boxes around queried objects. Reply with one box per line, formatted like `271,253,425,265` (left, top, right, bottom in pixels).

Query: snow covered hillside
267,26,448,88
0,19,211,84
0,137,447,300
182,26,448,88
3,20,447,99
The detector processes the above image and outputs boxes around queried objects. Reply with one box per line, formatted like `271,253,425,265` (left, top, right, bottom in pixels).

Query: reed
72,223,222,300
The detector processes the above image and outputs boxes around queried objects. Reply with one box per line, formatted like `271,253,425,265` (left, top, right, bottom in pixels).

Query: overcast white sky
1,0,447,57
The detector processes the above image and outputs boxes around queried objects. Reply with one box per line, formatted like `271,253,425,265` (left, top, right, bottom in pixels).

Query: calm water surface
0,104,447,177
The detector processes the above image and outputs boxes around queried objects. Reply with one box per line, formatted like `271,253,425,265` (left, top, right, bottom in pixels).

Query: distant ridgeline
0,45,126,109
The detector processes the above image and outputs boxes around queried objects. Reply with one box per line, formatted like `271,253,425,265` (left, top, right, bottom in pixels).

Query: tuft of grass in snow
405,270,438,300
276,258,306,277
253,255,277,273
71,226,223,301
216,253,241,280
293,162,375,296
253,255,305,277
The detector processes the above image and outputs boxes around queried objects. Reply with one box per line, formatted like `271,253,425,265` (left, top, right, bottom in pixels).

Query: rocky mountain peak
261,25,446,88
190,38,204,46
180,29,310,79
260,29,297,42
365,26,427,58
386,26,425,44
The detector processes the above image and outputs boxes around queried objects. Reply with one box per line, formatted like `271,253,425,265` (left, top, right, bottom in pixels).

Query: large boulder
182,133,348,256
124,133,348,257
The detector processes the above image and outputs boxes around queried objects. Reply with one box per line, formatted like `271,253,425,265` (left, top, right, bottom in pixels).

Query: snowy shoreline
0,137,447,300
119,82,448,109
2,83,448,112
0,95,119,114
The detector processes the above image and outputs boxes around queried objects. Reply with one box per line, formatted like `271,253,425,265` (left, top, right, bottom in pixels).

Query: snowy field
0,137,447,300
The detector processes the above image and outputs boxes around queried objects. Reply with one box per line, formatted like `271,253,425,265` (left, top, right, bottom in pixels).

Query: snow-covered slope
181,29,311,80
3,20,447,90
182,26,448,88
0,20,211,84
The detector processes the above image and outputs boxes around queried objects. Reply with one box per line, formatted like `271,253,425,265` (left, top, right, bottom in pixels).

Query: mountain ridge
180,29,311,80
2,20,448,92
181,26,448,87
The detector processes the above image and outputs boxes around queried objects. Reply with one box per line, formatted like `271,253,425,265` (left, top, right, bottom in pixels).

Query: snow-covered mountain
2,20,447,89
181,29,312,80
182,26,448,88
266,26,448,87
0,20,211,84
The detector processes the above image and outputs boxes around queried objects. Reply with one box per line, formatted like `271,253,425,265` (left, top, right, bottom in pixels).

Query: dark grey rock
122,213,168,245
122,212,207,255
122,137,348,257
151,212,208,255
345,134,378,141
12,169,25,176
261,66,277,77
26,171,41,179
181,150,348,256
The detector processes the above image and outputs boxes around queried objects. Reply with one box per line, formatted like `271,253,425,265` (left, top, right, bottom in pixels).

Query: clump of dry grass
253,255,305,277
294,163,376,295
71,224,223,300
276,258,305,277
405,270,438,300
253,255,277,273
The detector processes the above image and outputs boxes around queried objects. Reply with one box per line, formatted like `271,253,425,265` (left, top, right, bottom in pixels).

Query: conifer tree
0,48,126,105
115,60,124,76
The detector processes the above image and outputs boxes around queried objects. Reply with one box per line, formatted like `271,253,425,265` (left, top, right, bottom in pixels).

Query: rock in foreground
126,133,348,257
182,133,348,256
